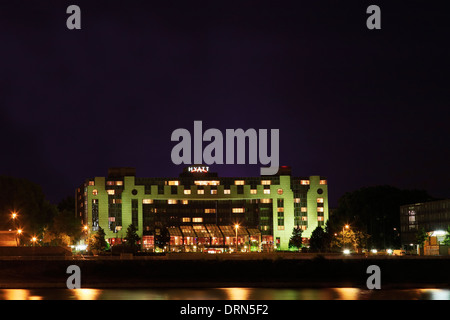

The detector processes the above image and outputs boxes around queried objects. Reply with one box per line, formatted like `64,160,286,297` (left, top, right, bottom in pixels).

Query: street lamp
234,224,239,253
16,228,23,246
342,224,349,251
31,236,37,246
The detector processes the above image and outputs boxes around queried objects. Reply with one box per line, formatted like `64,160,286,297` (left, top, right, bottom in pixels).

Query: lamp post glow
342,224,349,251
16,228,23,246
234,224,239,253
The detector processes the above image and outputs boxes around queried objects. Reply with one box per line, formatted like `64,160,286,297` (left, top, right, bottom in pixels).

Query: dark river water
0,287,449,300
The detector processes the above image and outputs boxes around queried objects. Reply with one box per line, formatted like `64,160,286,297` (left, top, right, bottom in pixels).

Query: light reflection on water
0,288,448,300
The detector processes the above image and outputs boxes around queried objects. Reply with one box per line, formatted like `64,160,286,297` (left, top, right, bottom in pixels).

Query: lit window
317,207,324,212
277,189,283,195
277,226,285,230
320,180,327,185
294,198,301,203
205,209,216,213
168,181,179,186
182,217,191,222
301,216,308,221
115,181,123,186
301,226,307,231
277,208,284,212
92,189,98,196
260,199,272,203
234,180,245,185
106,190,115,195
317,198,324,203
232,208,245,213
195,180,220,186
300,180,310,185
88,181,95,186
261,180,271,185
211,190,218,195
182,200,189,205
250,189,257,194
318,216,324,221
168,199,177,204
224,189,231,194
263,189,271,195
197,190,204,195
193,217,203,223
106,181,115,186
142,199,153,204
301,207,307,212
184,189,191,195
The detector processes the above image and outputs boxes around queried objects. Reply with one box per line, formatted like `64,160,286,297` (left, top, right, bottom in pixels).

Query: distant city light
371,249,377,254
343,249,350,255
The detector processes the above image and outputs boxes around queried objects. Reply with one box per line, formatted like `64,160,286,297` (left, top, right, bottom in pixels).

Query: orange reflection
72,288,101,300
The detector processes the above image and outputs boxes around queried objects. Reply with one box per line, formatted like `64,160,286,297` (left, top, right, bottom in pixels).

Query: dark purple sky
0,1,449,207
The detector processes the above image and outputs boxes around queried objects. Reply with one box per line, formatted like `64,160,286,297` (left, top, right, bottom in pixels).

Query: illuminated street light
31,236,38,246
234,224,239,253
17,229,22,235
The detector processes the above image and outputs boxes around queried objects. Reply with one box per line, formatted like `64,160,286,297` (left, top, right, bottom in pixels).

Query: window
197,190,204,195
277,208,284,213
300,180,310,185
106,181,114,186
106,190,115,195
260,198,272,203
182,200,189,205
301,207,307,212
234,180,245,185
301,216,308,221
232,208,245,213
277,189,283,195
250,189,257,194
318,216,324,221
142,199,153,204
263,189,271,195
205,209,216,213
277,226,285,230
261,180,271,185
320,180,327,185
168,199,177,204
192,217,203,223
224,189,231,194
211,190,218,195
92,189,98,196
88,181,95,186
317,198,324,203
195,180,220,186
168,180,179,186
301,226,307,231
115,181,123,186
294,198,301,203
132,199,138,229
182,217,191,222
317,207,324,213
184,189,191,195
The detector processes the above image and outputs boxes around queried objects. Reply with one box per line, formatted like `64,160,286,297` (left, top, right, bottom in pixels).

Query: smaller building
0,231,17,246
400,199,450,253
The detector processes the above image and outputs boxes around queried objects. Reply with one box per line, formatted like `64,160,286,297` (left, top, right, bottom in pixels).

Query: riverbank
0,254,449,289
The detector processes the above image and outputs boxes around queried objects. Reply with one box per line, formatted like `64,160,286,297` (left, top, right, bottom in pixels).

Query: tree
288,225,303,251
443,226,450,246
309,226,327,252
416,227,428,249
330,185,435,249
124,224,141,251
88,226,108,254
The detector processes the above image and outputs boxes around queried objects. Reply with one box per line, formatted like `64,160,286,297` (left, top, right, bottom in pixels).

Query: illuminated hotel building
76,166,329,251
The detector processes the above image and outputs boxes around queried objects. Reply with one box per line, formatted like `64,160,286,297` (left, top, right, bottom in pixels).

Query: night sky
0,1,449,207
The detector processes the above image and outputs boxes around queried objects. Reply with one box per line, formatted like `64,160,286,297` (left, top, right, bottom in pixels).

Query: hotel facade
76,166,329,251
